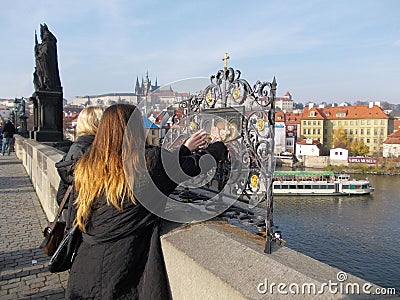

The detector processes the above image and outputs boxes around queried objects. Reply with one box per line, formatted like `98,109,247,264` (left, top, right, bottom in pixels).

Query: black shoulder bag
39,185,73,256
48,223,82,273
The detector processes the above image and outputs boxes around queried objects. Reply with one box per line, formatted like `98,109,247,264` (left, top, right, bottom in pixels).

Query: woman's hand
184,130,208,152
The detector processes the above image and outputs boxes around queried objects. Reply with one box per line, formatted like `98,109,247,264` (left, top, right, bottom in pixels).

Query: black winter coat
56,135,95,226
66,142,227,300
2,121,16,138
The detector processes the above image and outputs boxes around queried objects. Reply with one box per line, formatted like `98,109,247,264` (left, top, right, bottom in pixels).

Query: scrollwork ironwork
162,57,281,253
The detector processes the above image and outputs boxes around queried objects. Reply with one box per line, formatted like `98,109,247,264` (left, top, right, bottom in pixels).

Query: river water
272,174,400,292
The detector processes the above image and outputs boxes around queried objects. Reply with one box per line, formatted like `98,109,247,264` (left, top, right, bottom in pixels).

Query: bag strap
43,185,73,237
57,185,73,218
48,185,73,230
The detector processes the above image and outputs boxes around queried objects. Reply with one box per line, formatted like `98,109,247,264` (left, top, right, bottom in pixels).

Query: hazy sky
0,0,399,103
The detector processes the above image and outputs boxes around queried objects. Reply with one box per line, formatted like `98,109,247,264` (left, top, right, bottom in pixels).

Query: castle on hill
71,72,166,107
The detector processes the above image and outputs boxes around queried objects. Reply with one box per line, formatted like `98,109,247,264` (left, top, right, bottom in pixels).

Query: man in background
2,120,16,156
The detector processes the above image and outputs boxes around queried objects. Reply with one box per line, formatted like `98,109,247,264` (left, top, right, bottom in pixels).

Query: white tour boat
273,171,374,196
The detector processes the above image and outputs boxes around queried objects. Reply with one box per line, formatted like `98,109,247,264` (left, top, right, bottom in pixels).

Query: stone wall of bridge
14,135,379,299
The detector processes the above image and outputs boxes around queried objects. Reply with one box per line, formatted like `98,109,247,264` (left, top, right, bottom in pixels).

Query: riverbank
324,163,400,175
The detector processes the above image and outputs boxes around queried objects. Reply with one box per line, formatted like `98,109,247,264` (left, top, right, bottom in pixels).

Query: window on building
374,129,378,135
345,121,348,125
340,152,342,155
303,129,306,134
324,129,327,134
318,121,320,125
313,129,316,134
318,129,320,134
313,121,316,125
350,121,354,125
308,121,311,125
335,152,338,155
381,120,385,125
350,129,353,135
361,129,364,135
361,120,365,125
366,138,370,143
367,129,370,135
367,120,371,125
374,120,378,125
338,121,342,125
381,129,384,135
355,129,358,134
310,111,316,117
303,121,306,125
374,139,377,143
307,129,311,134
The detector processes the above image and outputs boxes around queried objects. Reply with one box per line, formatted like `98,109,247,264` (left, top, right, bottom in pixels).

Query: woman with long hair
56,106,104,226
66,104,226,299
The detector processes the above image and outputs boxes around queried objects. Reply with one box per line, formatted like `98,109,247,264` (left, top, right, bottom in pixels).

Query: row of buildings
67,87,400,158
275,100,400,158
6,72,398,158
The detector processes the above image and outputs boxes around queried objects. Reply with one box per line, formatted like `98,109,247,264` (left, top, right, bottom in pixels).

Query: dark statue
30,23,66,144
33,24,62,92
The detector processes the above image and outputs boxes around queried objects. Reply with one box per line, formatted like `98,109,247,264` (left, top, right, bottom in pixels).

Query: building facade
296,139,322,160
300,103,394,156
275,91,294,113
383,130,400,158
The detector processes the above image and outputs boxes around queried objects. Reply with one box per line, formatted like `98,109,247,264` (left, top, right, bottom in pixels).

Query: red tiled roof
384,130,400,144
394,119,400,131
302,107,325,120
275,97,293,102
285,112,302,125
275,111,285,122
302,105,388,120
297,139,321,145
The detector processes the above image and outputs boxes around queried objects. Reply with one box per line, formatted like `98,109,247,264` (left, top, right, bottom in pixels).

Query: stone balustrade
14,135,383,299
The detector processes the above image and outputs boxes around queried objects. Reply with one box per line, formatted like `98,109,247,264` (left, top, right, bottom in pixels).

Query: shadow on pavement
0,160,21,166
0,176,33,190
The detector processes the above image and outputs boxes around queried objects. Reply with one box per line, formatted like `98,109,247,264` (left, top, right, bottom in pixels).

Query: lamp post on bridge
13,97,28,138
13,98,21,130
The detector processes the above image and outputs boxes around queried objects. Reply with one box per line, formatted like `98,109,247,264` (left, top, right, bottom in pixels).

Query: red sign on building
348,157,377,164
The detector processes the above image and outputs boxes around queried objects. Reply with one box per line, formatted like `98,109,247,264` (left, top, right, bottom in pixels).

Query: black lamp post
13,98,21,130
13,97,28,137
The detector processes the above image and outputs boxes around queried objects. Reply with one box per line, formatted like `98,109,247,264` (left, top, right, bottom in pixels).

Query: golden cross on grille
222,53,230,69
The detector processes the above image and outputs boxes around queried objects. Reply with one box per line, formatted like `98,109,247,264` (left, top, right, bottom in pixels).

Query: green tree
332,126,348,149
355,140,369,156
350,139,369,156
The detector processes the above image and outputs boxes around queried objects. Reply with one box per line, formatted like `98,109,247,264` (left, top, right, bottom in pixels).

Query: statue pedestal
30,90,64,142
33,130,63,142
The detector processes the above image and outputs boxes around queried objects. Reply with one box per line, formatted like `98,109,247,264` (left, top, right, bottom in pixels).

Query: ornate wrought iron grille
162,54,284,253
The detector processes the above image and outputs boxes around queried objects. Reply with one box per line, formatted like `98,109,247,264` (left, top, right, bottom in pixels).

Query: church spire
135,76,140,94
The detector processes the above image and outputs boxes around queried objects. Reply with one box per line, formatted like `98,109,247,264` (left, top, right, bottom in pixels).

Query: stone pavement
0,154,68,299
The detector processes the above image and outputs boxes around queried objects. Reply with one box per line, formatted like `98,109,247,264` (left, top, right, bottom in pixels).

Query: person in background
66,104,227,299
1,119,16,156
56,106,104,227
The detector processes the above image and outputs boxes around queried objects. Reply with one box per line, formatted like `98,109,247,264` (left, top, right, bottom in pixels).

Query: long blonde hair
76,106,104,137
74,104,146,232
